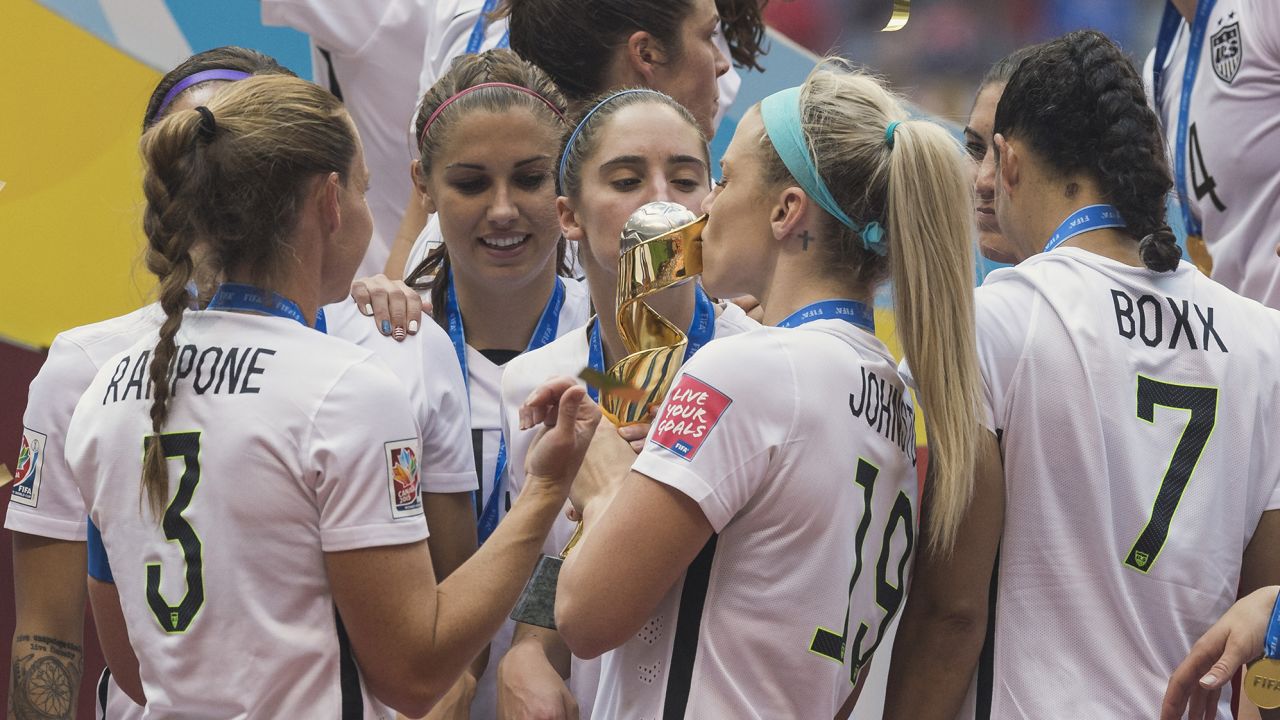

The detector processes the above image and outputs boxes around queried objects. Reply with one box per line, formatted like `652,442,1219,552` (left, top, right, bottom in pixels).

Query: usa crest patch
650,374,732,461
1211,21,1242,83
385,441,423,518
11,428,47,508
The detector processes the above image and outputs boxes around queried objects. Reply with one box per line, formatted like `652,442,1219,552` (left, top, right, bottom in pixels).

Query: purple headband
154,69,252,118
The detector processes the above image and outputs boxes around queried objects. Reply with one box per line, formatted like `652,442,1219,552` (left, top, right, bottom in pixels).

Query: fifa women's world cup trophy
510,201,707,629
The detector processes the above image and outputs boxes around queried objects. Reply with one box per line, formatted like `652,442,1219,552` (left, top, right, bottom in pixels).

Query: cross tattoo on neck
800,230,814,251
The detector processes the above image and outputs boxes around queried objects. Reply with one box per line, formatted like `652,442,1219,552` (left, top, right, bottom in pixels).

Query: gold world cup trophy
510,201,707,629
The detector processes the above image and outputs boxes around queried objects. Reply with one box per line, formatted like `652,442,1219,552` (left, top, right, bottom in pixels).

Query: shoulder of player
53,304,163,364
501,321,591,404
711,300,761,338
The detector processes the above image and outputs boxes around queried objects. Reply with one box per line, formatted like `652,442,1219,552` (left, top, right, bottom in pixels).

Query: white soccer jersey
325,300,476,494
499,301,756,719
261,0,428,278
973,247,1280,720
8,305,162,542
584,320,917,720
448,277,589,719
1145,0,1280,307
66,311,428,718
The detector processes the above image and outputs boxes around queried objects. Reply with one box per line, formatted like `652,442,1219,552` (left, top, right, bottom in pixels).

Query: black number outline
1124,376,1218,573
144,431,206,633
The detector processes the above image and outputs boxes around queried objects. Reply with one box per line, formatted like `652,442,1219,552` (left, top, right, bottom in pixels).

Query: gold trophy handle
559,520,585,558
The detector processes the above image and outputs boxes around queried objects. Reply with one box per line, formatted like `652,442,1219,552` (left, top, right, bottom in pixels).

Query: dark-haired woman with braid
4,47,290,720
885,30,1280,720
61,74,597,717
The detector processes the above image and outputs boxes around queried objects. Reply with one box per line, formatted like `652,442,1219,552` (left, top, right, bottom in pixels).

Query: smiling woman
401,48,593,714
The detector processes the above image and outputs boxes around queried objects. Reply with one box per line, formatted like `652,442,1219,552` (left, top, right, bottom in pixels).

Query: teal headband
760,86,886,255
558,88,665,193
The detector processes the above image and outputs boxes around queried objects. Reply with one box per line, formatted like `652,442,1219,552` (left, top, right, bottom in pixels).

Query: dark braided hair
994,29,1181,272
406,49,572,328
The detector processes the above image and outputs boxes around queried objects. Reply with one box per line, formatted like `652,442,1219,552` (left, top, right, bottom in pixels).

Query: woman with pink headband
396,48,593,718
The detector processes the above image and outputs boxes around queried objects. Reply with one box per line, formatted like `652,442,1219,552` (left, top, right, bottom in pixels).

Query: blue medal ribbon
207,283,326,332
466,0,511,54
586,285,717,402
446,273,566,544
1044,204,1127,254
1152,0,1216,238
777,299,875,333
1265,591,1280,660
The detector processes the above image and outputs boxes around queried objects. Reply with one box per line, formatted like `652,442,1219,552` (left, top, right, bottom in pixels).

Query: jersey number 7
144,431,206,633
1124,376,1218,573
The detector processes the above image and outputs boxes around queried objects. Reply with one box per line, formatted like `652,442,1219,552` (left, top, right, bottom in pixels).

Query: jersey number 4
809,458,915,682
145,431,206,633
1124,376,1218,573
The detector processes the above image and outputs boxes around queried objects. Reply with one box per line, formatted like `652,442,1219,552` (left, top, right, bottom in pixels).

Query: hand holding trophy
510,201,707,629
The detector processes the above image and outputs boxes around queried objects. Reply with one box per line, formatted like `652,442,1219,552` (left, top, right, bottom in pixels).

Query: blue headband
154,69,252,119
760,86,887,255
557,88,665,193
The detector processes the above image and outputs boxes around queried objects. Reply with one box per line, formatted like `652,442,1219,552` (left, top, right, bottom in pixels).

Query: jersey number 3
145,431,206,633
1124,376,1218,573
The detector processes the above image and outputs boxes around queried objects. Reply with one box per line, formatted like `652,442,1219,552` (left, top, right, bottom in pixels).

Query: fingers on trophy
511,201,707,629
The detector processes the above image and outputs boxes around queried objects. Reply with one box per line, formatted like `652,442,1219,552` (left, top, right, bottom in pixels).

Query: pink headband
419,82,567,146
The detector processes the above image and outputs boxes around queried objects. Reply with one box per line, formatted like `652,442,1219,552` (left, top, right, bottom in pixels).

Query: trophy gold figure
510,201,707,629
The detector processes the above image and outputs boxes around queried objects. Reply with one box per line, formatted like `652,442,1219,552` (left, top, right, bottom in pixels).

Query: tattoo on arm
10,634,81,720
800,230,814,251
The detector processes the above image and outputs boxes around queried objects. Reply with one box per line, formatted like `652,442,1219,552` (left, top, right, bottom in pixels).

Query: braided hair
994,30,1180,272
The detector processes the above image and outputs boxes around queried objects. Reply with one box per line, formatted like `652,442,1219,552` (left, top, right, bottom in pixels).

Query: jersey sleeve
417,323,478,494
974,278,1034,433
631,335,794,533
5,335,99,541
260,0,393,56
308,356,430,552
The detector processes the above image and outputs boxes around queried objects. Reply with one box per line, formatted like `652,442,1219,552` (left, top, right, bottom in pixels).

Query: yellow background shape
0,0,161,349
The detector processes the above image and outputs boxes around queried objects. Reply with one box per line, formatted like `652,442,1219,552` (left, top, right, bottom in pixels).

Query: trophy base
509,554,563,629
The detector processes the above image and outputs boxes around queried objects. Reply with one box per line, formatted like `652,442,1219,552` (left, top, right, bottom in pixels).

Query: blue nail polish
381,320,391,334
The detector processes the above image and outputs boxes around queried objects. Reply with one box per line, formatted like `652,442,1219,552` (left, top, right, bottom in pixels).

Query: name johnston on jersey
101,344,276,405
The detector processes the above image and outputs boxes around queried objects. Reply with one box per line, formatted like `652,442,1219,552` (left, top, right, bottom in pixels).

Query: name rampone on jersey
102,345,277,405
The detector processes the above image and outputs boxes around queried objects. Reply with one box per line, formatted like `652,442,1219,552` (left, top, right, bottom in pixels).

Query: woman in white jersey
495,88,757,719
528,61,982,719
396,49,593,718
885,30,1280,720
396,0,738,279
4,48,296,719
65,74,597,718
1146,0,1280,307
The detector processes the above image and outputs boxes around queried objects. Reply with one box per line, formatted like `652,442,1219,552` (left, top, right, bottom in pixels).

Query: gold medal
1245,658,1280,709
880,0,910,32
1185,233,1213,275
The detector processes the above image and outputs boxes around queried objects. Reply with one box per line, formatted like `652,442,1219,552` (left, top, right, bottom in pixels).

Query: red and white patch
650,374,732,461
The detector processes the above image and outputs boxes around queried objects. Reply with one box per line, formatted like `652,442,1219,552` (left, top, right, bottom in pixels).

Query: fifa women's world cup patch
11,428,48,507
650,374,732,461
384,441,423,518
